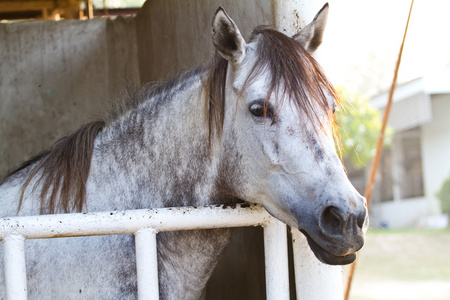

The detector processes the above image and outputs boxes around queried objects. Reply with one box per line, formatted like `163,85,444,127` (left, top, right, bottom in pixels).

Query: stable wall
0,17,138,176
135,0,274,83
135,0,321,83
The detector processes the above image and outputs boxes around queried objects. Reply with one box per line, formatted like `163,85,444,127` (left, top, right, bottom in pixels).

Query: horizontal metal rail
0,204,271,239
0,203,343,299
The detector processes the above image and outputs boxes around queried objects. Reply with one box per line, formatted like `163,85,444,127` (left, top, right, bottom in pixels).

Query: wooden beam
86,0,93,19
0,1,56,13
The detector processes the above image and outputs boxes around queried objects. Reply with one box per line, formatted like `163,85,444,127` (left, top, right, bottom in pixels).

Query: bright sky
93,0,450,97
316,0,450,96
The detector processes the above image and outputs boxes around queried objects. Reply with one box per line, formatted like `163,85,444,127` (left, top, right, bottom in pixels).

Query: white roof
369,68,450,132
371,67,450,108
422,67,450,94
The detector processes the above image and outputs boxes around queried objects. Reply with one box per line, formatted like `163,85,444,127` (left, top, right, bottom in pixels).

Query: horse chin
301,230,357,266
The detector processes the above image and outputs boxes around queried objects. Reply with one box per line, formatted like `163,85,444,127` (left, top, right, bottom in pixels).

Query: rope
343,1,415,299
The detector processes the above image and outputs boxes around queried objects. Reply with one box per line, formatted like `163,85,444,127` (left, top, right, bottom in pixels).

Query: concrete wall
0,17,138,176
135,0,324,83
422,93,450,214
371,197,428,228
135,0,274,83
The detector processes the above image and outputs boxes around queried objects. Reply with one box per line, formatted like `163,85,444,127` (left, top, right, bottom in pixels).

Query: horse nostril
356,211,367,230
320,206,344,236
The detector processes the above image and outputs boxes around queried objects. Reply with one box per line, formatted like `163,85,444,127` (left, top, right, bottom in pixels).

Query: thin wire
343,0,415,299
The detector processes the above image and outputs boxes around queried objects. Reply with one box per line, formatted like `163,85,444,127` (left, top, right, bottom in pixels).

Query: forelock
204,26,342,154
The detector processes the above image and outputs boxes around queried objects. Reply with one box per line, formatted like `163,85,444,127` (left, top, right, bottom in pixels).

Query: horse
0,4,368,299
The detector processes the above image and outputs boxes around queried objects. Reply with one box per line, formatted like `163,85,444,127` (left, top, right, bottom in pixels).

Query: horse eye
331,102,336,114
249,102,265,118
248,100,276,124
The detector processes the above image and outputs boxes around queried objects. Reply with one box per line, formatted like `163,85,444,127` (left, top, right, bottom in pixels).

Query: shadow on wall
0,17,139,176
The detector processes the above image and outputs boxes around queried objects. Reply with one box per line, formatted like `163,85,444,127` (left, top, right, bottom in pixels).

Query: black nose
319,204,367,240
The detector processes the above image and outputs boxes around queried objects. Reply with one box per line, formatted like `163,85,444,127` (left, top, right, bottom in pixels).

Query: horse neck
89,72,221,210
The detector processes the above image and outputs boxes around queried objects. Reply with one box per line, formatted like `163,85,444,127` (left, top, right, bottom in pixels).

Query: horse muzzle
301,198,369,265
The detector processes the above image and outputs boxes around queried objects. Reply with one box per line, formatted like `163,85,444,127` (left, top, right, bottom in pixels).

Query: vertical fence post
263,218,290,300
3,235,28,300
135,228,159,300
291,228,343,300
273,0,319,33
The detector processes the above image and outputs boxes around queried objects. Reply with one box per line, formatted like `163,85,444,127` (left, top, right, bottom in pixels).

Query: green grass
343,228,450,300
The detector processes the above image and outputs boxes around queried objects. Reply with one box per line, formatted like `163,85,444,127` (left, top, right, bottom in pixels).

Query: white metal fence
0,203,343,299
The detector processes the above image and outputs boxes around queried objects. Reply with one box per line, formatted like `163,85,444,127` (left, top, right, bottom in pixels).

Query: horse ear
293,3,329,53
211,7,246,64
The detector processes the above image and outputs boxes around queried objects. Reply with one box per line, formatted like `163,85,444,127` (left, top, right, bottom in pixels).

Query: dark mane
204,25,340,145
9,67,204,215
204,53,228,142
16,121,105,214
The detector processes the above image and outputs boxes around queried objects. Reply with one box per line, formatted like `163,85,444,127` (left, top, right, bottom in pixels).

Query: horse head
210,4,368,265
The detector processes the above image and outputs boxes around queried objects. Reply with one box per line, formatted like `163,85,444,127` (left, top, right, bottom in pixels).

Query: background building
351,67,450,228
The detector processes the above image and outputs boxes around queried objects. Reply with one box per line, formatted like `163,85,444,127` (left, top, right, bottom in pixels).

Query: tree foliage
436,175,450,217
335,87,393,168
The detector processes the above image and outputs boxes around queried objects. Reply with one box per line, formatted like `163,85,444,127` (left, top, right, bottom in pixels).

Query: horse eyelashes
248,100,276,124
